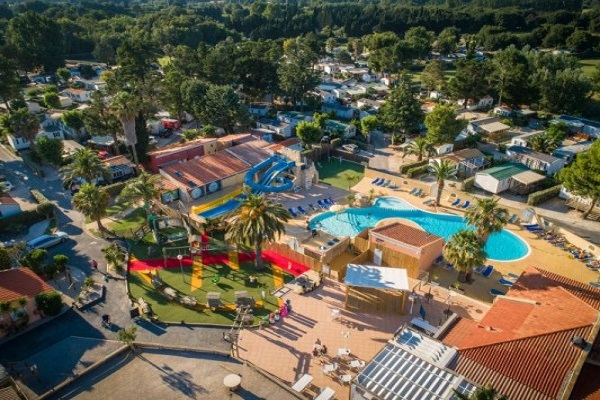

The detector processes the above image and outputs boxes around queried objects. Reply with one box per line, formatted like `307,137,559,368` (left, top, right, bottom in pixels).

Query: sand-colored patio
238,278,488,399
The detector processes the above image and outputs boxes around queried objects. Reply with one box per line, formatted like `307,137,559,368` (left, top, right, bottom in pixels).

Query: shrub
0,203,56,234
30,189,50,204
19,249,48,273
53,254,69,272
461,177,475,191
0,248,11,271
400,160,428,174
407,164,430,178
35,291,63,316
527,185,562,206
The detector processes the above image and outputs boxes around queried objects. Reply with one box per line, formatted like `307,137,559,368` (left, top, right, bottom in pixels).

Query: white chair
322,363,338,374
330,308,341,320
339,374,353,385
349,359,366,370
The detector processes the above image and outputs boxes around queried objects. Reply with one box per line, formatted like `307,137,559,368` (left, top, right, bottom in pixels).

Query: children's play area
127,234,310,325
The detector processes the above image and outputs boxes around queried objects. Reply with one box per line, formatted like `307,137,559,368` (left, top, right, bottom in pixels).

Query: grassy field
580,58,600,78
317,159,365,190
128,260,293,324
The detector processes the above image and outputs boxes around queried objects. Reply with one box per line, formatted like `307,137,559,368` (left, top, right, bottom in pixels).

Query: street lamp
177,254,184,283
444,290,456,318
408,292,418,315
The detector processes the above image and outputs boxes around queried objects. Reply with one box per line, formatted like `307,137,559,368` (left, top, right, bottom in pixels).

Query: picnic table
291,374,313,392
315,387,336,400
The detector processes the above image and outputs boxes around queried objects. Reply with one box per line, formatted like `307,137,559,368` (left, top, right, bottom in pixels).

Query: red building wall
147,145,205,173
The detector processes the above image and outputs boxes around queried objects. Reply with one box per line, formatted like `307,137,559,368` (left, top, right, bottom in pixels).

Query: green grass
107,208,148,237
128,261,294,324
580,58,600,79
317,159,365,190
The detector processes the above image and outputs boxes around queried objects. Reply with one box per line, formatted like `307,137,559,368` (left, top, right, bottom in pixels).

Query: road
0,145,229,377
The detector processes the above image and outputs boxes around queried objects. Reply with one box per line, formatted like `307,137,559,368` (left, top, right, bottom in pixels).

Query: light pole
177,254,184,283
409,292,418,315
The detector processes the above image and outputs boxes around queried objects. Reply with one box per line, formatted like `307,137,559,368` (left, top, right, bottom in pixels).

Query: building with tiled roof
225,141,272,166
0,268,55,337
101,155,137,183
439,266,600,400
146,138,218,173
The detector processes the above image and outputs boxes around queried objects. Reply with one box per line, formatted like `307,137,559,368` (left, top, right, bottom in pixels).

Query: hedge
461,177,475,191
29,188,50,204
0,202,56,233
527,185,562,206
35,291,63,316
407,164,430,178
103,181,127,198
400,160,428,175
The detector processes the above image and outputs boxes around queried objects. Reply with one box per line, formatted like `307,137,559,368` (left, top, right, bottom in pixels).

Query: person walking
91,260,98,271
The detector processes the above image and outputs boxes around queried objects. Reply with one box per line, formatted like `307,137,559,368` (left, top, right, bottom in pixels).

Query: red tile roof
268,138,301,151
0,268,53,302
441,266,600,400
147,138,215,157
370,222,443,248
0,193,18,205
102,155,135,168
163,151,250,189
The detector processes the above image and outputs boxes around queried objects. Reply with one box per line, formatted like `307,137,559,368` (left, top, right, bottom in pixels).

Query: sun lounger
481,265,494,278
327,241,335,246
507,272,520,280
327,197,335,205
317,200,327,209
288,208,298,218
423,199,434,205
474,265,485,274
409,188,418,195
381,179,391,187
388,182,398,189
522,223,539,228
322,198,332,206
490,288,506,297
297,206,307,215
375,179,385,186
371,177,382,184
461,200,471,209
507,214,518,223
443,263,454,271
451,198,462,207
413,188,423,197
308,203,318,212
332,238,340,243
499,278,515,287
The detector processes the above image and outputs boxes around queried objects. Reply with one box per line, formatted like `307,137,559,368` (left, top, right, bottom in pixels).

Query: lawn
128,260,294,325
107,208,148,237
579,57,600,78
317,159,365,190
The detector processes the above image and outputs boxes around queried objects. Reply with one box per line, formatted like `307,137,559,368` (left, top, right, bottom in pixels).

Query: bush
407,164,430,178
527,185,562,206
0,248,11,270
19,249,48,273
30,188,50,204
461,177,475,191
35,291,63,316
104,181,127,197
400,160,428,175
0,202,56,233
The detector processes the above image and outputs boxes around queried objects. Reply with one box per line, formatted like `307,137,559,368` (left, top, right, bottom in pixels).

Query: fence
264,242,322,272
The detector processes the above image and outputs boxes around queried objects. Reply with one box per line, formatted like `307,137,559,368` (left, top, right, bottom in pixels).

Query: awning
344,264,409,291
512,170,545,186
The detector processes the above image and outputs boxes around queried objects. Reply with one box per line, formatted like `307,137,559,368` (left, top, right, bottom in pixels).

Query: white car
0,180,14,191
26,232,69,250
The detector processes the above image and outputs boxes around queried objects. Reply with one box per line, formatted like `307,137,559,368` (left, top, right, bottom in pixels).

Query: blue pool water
310,197,529,261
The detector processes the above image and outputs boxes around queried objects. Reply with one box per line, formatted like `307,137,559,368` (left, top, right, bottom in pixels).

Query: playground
127,236,309,325
317,158,364,190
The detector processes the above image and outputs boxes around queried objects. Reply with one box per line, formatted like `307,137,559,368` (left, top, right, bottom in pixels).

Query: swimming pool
310,197,529,261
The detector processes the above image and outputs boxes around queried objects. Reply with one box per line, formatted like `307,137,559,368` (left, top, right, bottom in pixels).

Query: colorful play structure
193,155,296,220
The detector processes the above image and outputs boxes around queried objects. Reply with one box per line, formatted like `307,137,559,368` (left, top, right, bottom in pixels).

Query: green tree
443,230,487,283
536,68,591,114
435,27,458,56
360,115,378,142
72,183,110,231
35,136,63,165
181,129,202,142
61,110,85,137
0,57,21,112
6,11,64,72
101,243,126,274
56,67,71,82
296,121,322,149
0,301,14,330
447,59,492,108
492,45,532,106
528,134,561,153
546,122,569,144
464,197,508,243
0,108,40,150
425,105,466,145
111,91,140,164
34,291,63,316
118,172,159,213
567,30,595,53
429,159,457,207
559,141,600,219
60,148,109,188
379,77,424,137
118,326,137,350
43,92,61,109
421,60,445,95
225,192,290,269
19,249,47,272
53,254,69,272
0,248,11,270
278,43,319,111
83,91,121,154
402,137,435,161
200,85,250,133
404,26,434,60
453,385,509,400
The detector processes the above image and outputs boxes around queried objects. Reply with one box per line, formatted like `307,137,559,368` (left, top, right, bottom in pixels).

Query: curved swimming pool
310,197,529,262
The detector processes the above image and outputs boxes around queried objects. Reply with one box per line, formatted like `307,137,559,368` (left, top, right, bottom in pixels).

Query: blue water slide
258,157,289,186
244,155,295,193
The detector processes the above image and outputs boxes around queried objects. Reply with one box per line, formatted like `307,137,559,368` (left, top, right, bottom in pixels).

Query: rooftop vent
572,336,588,349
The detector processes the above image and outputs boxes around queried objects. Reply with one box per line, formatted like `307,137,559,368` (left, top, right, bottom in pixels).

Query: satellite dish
191,188,202,199
208,182,219,193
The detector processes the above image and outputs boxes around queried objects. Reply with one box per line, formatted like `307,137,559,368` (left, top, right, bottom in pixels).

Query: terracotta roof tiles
0,268,53,302
163,151,250,189
370,222,443,248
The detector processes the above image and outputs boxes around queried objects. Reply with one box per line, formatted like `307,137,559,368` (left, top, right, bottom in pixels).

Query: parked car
0,179,15,191
342,144,359,154
26,232,70,250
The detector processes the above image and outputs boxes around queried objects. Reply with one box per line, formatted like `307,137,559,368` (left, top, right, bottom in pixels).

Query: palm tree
429,159,457,207
0,301,14,331
60,148,110,188
528,134,559,153
465,197,508,244
101,243,126,273
443,229,487,283
225,193,290,269
0,108,40,150
403,137,435,161
111,91,140,164
118,172,159,214
453,385,508,400
72,183,110,231
342,173,359,190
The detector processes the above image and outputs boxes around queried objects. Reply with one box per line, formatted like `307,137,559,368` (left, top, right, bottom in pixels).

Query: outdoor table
410,317,439,336
315,387,336,400
339,374,353,384
322,363,338,374
349,360,365,370
223,374,242,391
337,348,351,357
291,373,313,392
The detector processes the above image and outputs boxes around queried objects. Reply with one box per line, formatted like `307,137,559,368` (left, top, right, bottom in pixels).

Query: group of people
312,338,328,356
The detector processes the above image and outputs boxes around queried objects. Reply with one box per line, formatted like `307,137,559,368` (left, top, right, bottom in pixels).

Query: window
53,132,61,138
